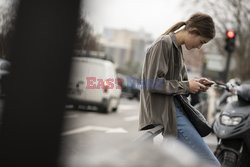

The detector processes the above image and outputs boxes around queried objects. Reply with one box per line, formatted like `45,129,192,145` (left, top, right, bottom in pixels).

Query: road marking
124,115,138,121
106,128,128,133
119,104,137,111
62,125,128,136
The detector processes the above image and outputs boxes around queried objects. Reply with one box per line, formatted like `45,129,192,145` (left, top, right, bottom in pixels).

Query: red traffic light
226,30,235,39
225,30,236,52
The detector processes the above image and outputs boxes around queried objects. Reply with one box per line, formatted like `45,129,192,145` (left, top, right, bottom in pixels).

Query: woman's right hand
188,79,207,94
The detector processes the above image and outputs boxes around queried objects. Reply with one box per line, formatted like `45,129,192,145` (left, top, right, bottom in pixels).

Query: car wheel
100,105,112,113
112,107,118,112
128,96,133,100
99,101,112,113
101,98,120,113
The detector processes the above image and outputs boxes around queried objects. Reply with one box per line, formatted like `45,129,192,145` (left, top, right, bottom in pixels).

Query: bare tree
0,8,101,59
182,0,250,81
74,16,103,51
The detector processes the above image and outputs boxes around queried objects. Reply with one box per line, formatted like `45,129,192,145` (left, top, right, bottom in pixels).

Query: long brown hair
163,12,215,39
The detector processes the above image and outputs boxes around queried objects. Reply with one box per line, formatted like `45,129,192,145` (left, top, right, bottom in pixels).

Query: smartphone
204,82,215,86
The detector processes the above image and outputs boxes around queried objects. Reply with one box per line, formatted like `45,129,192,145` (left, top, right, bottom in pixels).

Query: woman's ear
188,27,200,36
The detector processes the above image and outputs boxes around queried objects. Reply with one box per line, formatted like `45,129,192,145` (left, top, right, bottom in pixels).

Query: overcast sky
83,0,189,38
0,0,194,39
0,0,10,8
0,0,5,6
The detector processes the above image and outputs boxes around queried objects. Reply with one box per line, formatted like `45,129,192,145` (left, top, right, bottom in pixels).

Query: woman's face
184,32,211,50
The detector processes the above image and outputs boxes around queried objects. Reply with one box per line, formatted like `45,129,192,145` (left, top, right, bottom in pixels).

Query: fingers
199,78,214,87
192,83,204,94
198,82,206,90
199,78,209,84
199,77,208,81
189,79,210,94
195,82,208,93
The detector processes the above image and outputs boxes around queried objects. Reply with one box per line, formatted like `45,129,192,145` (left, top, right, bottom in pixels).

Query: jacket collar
169,32,183,54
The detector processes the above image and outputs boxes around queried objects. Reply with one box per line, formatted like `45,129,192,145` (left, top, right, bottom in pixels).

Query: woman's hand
188,79,207,94
195,77,215,87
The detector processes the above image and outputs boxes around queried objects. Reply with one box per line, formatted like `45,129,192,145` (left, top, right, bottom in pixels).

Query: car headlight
221,115,242,126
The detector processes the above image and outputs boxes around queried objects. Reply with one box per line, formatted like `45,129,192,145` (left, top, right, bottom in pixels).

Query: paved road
60,97,218,166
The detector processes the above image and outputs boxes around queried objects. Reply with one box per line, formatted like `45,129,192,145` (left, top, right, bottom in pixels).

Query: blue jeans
176,105,221,167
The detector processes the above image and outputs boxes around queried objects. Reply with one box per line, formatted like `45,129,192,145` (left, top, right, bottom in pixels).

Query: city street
60,97,218,166
0,1,249,167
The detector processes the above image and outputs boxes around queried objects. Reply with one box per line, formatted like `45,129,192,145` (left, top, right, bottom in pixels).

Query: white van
67,56,121,113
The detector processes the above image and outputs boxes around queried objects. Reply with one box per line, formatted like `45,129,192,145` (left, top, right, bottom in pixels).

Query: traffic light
225,30,236,53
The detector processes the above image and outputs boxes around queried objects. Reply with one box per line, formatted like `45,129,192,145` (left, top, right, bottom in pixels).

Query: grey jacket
138,32,190,137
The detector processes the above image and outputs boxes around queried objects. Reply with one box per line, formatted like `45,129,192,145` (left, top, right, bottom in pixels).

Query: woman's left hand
195,78,214,92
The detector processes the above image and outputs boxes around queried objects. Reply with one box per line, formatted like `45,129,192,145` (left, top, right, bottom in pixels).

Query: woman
138,13,220,166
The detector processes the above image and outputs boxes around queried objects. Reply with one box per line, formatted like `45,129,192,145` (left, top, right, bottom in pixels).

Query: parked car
0,58,10,98
117,73,140,100
67,52,121,113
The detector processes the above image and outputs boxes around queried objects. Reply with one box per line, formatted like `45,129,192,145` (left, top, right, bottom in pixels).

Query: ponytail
163,21,186,35
162,13,215,39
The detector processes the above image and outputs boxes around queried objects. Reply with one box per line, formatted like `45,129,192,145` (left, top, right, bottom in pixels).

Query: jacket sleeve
181,63,191,97
145,40,190,96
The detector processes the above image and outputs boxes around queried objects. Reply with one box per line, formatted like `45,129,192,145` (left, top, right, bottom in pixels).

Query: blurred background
80,0,250,82
0,0,250,166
